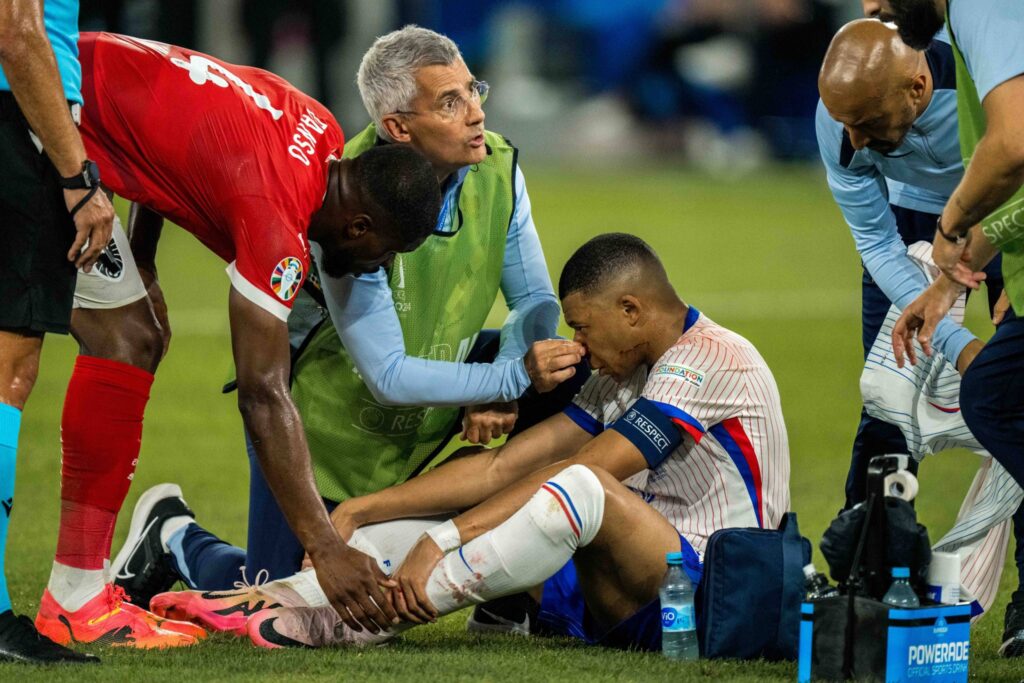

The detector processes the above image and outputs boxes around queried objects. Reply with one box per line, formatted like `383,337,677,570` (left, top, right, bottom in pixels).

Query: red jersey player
34,32,440,648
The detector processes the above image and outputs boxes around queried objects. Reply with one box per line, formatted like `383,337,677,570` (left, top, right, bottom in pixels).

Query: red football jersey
78,32,345,320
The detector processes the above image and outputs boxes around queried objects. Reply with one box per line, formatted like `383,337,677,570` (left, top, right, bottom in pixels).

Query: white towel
860,241,1021,615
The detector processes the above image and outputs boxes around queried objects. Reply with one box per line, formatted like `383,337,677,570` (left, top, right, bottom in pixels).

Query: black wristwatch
936,215,967,245
59,159,101,191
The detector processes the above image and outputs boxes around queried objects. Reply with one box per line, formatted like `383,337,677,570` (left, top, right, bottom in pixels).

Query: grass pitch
4,164,1020,681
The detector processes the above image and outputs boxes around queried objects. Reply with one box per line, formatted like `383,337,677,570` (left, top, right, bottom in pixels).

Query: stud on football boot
111,483,194,608
247,605,392,649
150,570,305,636
35,585,198,649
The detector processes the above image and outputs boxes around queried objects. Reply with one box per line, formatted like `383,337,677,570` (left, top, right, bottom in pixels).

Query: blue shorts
536,534,703,652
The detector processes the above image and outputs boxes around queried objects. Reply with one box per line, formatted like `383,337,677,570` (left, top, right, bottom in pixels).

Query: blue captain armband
609,397,683,468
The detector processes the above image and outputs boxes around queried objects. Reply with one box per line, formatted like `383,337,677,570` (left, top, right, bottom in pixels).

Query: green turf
3,164,1019,680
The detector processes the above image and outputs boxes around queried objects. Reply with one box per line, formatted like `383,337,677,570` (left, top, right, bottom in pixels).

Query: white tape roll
884,470,919,502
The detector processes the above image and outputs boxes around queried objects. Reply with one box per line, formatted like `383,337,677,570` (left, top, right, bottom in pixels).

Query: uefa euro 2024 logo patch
655,363,705,388
271,257,303,302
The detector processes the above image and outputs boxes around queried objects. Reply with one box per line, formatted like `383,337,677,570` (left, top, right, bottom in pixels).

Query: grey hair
357,25,462,142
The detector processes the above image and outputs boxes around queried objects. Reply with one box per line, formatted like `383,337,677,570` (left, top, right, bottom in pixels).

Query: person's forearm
350,415,586,526
453,459,569,546
859,240,975,361
965,226,1001,271
347,447,504,526
0,11,87,176
239,390,340,556
943,132,1024,237
128,203,165,267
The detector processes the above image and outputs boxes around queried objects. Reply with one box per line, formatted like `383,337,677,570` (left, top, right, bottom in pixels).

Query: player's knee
0,343,41,409
534,464,606,548
114,304,164,372
132,312,164,372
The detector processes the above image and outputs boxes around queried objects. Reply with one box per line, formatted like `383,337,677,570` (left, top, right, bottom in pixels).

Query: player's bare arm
893,228,1001,372
229,288,399,634
333,412,593,537
389,426,655,620
127,203,171,357
0,0,114,271
935,75,1024,274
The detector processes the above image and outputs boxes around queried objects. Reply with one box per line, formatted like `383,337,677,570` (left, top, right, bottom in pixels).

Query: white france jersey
565,308,790,553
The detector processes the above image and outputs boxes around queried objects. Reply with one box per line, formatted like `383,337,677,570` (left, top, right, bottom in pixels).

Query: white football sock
350,516,451,576
270,516,450,608
47,561,107,612
425,464,605,616
294,466,605,646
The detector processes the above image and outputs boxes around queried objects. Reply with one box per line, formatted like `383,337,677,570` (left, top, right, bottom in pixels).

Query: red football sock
56,356,154,570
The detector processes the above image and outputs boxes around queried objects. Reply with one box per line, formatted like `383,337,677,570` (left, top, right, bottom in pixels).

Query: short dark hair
558,233,660,299
353,144,441,245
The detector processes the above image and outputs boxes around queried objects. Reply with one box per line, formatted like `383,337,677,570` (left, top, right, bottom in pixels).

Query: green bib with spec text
291,124,515,502
949,19,1024,312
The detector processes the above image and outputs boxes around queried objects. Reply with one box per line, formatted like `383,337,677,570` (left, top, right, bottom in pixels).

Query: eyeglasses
395,80,490,122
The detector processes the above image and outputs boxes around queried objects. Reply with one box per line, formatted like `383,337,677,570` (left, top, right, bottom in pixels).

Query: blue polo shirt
0,0,81,104
816,36,975,363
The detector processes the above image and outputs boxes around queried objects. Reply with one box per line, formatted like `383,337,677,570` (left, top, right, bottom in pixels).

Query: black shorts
0,91,77,334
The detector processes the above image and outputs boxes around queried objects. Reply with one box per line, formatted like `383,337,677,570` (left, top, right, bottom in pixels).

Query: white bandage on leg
425,464,606,616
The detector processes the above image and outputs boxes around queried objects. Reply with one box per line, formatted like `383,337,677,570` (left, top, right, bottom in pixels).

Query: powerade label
661,605,695,632
886,607,970,683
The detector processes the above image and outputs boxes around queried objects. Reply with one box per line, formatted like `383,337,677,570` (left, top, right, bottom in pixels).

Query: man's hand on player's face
65,188,116,272
308,542,399,633
462,401,518,444
389,535,444,625
892,276,964,367
525,339,584,393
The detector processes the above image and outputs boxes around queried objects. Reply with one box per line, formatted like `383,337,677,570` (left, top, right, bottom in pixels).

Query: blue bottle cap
666,552,683,565
892,567,910,578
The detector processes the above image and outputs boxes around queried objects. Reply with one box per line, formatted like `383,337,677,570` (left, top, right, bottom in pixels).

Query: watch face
84,160,99,187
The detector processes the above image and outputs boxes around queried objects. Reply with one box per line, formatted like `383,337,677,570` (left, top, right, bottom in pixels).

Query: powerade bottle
660,552,698,660
882,567,920,608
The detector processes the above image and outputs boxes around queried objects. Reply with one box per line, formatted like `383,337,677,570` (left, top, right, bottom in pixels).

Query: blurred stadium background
3,0,1019,680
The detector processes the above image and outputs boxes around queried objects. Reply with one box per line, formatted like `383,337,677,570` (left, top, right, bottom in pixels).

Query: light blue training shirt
815,33,976,362
0,0,81,104
309,162,559,407
948,0,1024,105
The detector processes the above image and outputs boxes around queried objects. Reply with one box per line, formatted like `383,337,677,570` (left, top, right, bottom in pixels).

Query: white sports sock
270,516,449,608
275,569,330,608
159,515,194,551
47,561,107,612
425,464,605,616
349,516,451,575
299,466,604,646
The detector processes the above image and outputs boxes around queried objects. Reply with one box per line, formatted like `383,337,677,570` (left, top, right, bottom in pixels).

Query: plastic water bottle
660,552,698,660
882,567,920,608
803,563,839,601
